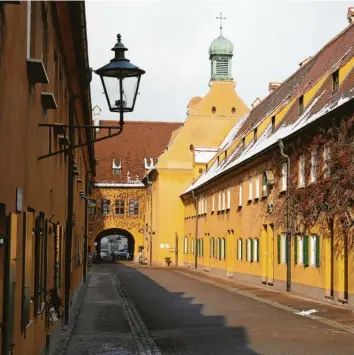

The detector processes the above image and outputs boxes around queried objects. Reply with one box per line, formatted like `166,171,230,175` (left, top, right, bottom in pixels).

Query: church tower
209,13,234,81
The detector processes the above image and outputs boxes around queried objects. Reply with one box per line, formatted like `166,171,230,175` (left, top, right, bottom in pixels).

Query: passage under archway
94,228,135,262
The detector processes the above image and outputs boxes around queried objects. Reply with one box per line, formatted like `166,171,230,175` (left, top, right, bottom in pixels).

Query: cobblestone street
54,263,354,355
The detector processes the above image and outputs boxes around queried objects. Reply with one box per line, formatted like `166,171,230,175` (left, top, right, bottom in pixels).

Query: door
261,225,267,284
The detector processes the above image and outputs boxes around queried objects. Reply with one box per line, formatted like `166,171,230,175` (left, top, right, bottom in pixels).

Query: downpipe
278,139,291,292
192,191,198,270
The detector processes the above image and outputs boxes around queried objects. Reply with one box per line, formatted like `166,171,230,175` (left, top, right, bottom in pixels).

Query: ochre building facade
182,13,354,307
0,2,94,355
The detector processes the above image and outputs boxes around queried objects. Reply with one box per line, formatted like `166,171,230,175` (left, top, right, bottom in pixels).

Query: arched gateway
94,228,135,261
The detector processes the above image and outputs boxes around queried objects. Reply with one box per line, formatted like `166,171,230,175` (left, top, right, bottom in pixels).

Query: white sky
86,0,353,123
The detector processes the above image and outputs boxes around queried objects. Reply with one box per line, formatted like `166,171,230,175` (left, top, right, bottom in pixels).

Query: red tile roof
94,121,182,183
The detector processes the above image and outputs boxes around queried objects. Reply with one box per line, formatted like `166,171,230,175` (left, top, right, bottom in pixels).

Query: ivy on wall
88,187,147,241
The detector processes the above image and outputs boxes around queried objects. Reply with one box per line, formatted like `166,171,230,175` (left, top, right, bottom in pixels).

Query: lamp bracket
38,123,123,160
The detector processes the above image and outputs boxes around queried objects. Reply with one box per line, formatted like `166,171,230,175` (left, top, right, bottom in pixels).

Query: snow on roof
219,113,250,151
194,150,218,164
183,90,353,195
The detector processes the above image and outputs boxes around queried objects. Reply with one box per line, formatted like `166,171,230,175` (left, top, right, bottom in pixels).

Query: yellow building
143,32,249,266
88,121,181,261
182,13,354,306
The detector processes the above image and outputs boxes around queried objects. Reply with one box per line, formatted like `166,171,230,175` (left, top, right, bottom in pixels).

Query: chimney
348,7,354,24
299,56,312,68
251,98,261,108
269,82,281,93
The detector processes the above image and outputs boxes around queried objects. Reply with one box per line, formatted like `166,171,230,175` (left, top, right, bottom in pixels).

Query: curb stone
51,274,91,355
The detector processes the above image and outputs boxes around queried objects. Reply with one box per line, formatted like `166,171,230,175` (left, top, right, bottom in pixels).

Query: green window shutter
240,239,243,260
250,239,254,262
219,238,222,260
224,238,226,260
256,238,259,262
246,239,248,261
316,235,320,267
294,235,298,265
303,235,309,267
277,235,281,264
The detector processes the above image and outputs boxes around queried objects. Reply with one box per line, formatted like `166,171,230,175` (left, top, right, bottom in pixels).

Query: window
323,146,330,178
310,235,320,267
262,174,268,197
332,70,339,92
239,183,243,206
221,238,226,260
227,187,231,209
216,238,220,259
212,106,216,114
210,238,214,257
271,116,276,133
242,137,245,151
277,234,287,264
101,199,111,215
204,197,207,214
299,154,306,187
112,159,122,175
88,199,97,215
113,168,121,175
296,235,304,265
212,193,215,212
218,191,221,211
255,175,260,199
253,238,259,263
248,177,253,201
237,239,243,260
129,200,139,215
299,95,304,115
281,163,287,191
310,150,317,183
222,190,226,211
200,239,204,257
246,238,252,262
41,3,49,69
254,128,258,143
191,238,194,254
115,200,125,215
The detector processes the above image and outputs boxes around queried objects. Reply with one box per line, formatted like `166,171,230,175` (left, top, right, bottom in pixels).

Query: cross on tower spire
216,12,226,36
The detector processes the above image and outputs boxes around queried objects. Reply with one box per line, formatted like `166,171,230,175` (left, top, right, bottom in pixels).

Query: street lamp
95,34,145,126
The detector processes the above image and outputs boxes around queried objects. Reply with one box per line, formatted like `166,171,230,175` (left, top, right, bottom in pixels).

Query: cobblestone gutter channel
111,273,161,355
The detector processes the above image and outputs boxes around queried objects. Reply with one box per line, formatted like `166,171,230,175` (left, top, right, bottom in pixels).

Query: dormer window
112,159,121,175
144,157,155,170
271,116,276,133
254,128,258,143
242,137,245,151
299,95,304,115
332,70,339,92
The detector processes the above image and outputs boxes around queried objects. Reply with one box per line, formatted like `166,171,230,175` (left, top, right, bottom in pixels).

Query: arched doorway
94,228,135,262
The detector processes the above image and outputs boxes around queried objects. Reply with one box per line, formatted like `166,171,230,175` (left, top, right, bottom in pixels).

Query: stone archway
94,228,135,262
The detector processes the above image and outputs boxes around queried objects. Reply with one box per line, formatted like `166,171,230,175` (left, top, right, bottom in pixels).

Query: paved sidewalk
52,267,139,355
177,267,354,334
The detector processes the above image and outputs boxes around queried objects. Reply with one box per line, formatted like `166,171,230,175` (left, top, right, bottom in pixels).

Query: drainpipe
278,139,291,292
64,94,80,325
192,190,198,270
147,177,153,266
83,170,91,283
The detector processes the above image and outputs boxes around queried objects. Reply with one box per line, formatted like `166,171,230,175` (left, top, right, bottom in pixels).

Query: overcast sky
86,0,353,123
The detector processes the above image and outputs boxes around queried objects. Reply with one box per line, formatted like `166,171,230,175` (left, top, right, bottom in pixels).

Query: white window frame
255,175,260,199
310,150,317,183
184,236,188,254
299,154,306,187
218,191,221,211
212,193,215,212
253,238,259,263
216,238,220,259
246,239,252,262
222,190,226,211
248,177,253,201
281,233,287,264
221,238,226,260
239,183,243,207
204,196,207,214
281,162,287,191
298,235,304,265
227,187,231,209
237,239,242,260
